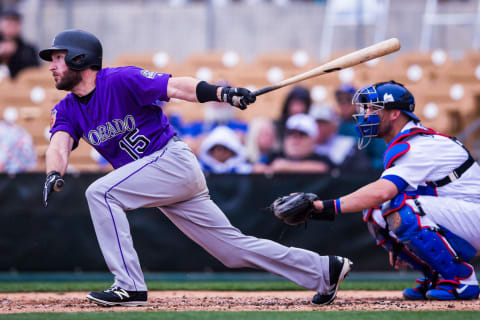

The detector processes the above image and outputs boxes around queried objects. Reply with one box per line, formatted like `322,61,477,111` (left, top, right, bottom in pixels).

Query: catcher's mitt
270,192,319,226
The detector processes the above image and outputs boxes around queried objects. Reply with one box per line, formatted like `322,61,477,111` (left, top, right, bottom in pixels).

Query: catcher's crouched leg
383,194,479,300
364,210,436,300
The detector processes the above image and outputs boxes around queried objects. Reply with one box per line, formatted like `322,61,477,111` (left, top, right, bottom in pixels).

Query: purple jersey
50,66,175,168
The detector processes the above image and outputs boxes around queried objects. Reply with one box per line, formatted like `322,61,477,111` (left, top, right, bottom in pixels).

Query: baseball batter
40,29,352,307
273,81,480,301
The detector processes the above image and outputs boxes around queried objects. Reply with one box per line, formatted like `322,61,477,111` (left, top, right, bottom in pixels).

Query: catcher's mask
352,80,418,149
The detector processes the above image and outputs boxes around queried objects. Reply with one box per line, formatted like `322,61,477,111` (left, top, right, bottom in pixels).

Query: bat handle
253,85,279,97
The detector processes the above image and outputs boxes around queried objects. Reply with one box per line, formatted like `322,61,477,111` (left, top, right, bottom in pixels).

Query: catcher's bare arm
313,179,398,214
270,179,398,226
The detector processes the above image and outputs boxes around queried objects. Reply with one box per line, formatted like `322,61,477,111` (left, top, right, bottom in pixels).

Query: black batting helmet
39,29,102,71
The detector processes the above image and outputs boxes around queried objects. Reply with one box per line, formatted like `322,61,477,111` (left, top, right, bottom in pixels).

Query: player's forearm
168,77,226,103
340,180,397,212
46,132,73,175
45,146,69,175
167,77,199,102
314,178,398,214
167,77,221,102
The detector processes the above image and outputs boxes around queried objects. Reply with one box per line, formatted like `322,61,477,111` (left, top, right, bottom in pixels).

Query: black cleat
312,256,353,306
86,286,147,307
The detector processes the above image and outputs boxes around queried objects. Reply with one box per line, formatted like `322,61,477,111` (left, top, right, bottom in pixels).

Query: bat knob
54,179,64,192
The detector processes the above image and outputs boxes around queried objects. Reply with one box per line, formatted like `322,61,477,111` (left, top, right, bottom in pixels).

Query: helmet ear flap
65,49,86,71
71,54,87,67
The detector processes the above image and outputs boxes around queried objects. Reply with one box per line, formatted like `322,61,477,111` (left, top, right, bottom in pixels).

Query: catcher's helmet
352,81,419,149
39,29,102,71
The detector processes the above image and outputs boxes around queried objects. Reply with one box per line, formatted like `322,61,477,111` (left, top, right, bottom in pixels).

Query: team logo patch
50,109,57,129
140,69,156,79
383,93,394,102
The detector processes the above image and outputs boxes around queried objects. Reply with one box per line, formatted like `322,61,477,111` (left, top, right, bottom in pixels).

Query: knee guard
383,194,474,282
364,207,435,278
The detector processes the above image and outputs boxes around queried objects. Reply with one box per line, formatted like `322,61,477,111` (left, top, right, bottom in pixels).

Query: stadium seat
183,51,243,71
14,66,53,87
254,51,315,72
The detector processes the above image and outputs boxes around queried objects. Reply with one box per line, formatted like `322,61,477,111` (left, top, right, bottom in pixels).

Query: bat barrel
252,38,401,98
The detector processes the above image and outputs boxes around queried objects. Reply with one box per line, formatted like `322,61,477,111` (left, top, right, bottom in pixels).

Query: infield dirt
1,290,479,313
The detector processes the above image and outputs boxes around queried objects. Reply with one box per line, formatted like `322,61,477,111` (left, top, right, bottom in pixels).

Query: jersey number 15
119,128,150,160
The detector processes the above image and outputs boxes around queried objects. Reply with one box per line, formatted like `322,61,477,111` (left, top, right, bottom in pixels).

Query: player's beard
55,69,82,91
377,116,393,138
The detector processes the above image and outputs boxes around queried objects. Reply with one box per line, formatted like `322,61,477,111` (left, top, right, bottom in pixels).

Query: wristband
322,199,336,215
196,81,220,103
334,198,342,214
323,198,341,214
310,199,336,221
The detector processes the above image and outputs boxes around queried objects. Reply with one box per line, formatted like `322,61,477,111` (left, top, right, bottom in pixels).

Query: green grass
0,311,479,320
0,281,414,292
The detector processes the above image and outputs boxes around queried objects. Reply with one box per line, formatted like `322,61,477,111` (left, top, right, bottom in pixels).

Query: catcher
271,81,480,301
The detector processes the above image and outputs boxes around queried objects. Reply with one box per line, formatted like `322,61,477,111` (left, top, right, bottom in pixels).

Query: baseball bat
253,38,401,97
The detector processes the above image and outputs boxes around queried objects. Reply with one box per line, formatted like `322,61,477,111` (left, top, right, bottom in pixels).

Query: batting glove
43,170,64,208
220,87,256,110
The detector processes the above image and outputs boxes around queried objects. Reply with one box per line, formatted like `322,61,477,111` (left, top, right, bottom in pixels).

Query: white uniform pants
416,196,480,254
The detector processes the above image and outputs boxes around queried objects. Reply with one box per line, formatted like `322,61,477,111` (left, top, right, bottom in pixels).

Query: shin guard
383,194,474,283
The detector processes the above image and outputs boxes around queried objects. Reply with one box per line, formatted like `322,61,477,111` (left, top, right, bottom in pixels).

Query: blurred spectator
254,114,331,174
244,117,280,164
335,83,386,170
182,81,248,153
0,9,39,79
335,83,358,137
275,86,312,141
197,126,252,174
309,103,371,174
0,109,36,174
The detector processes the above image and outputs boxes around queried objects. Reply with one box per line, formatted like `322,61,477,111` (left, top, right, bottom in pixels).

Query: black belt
427,136,476,188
